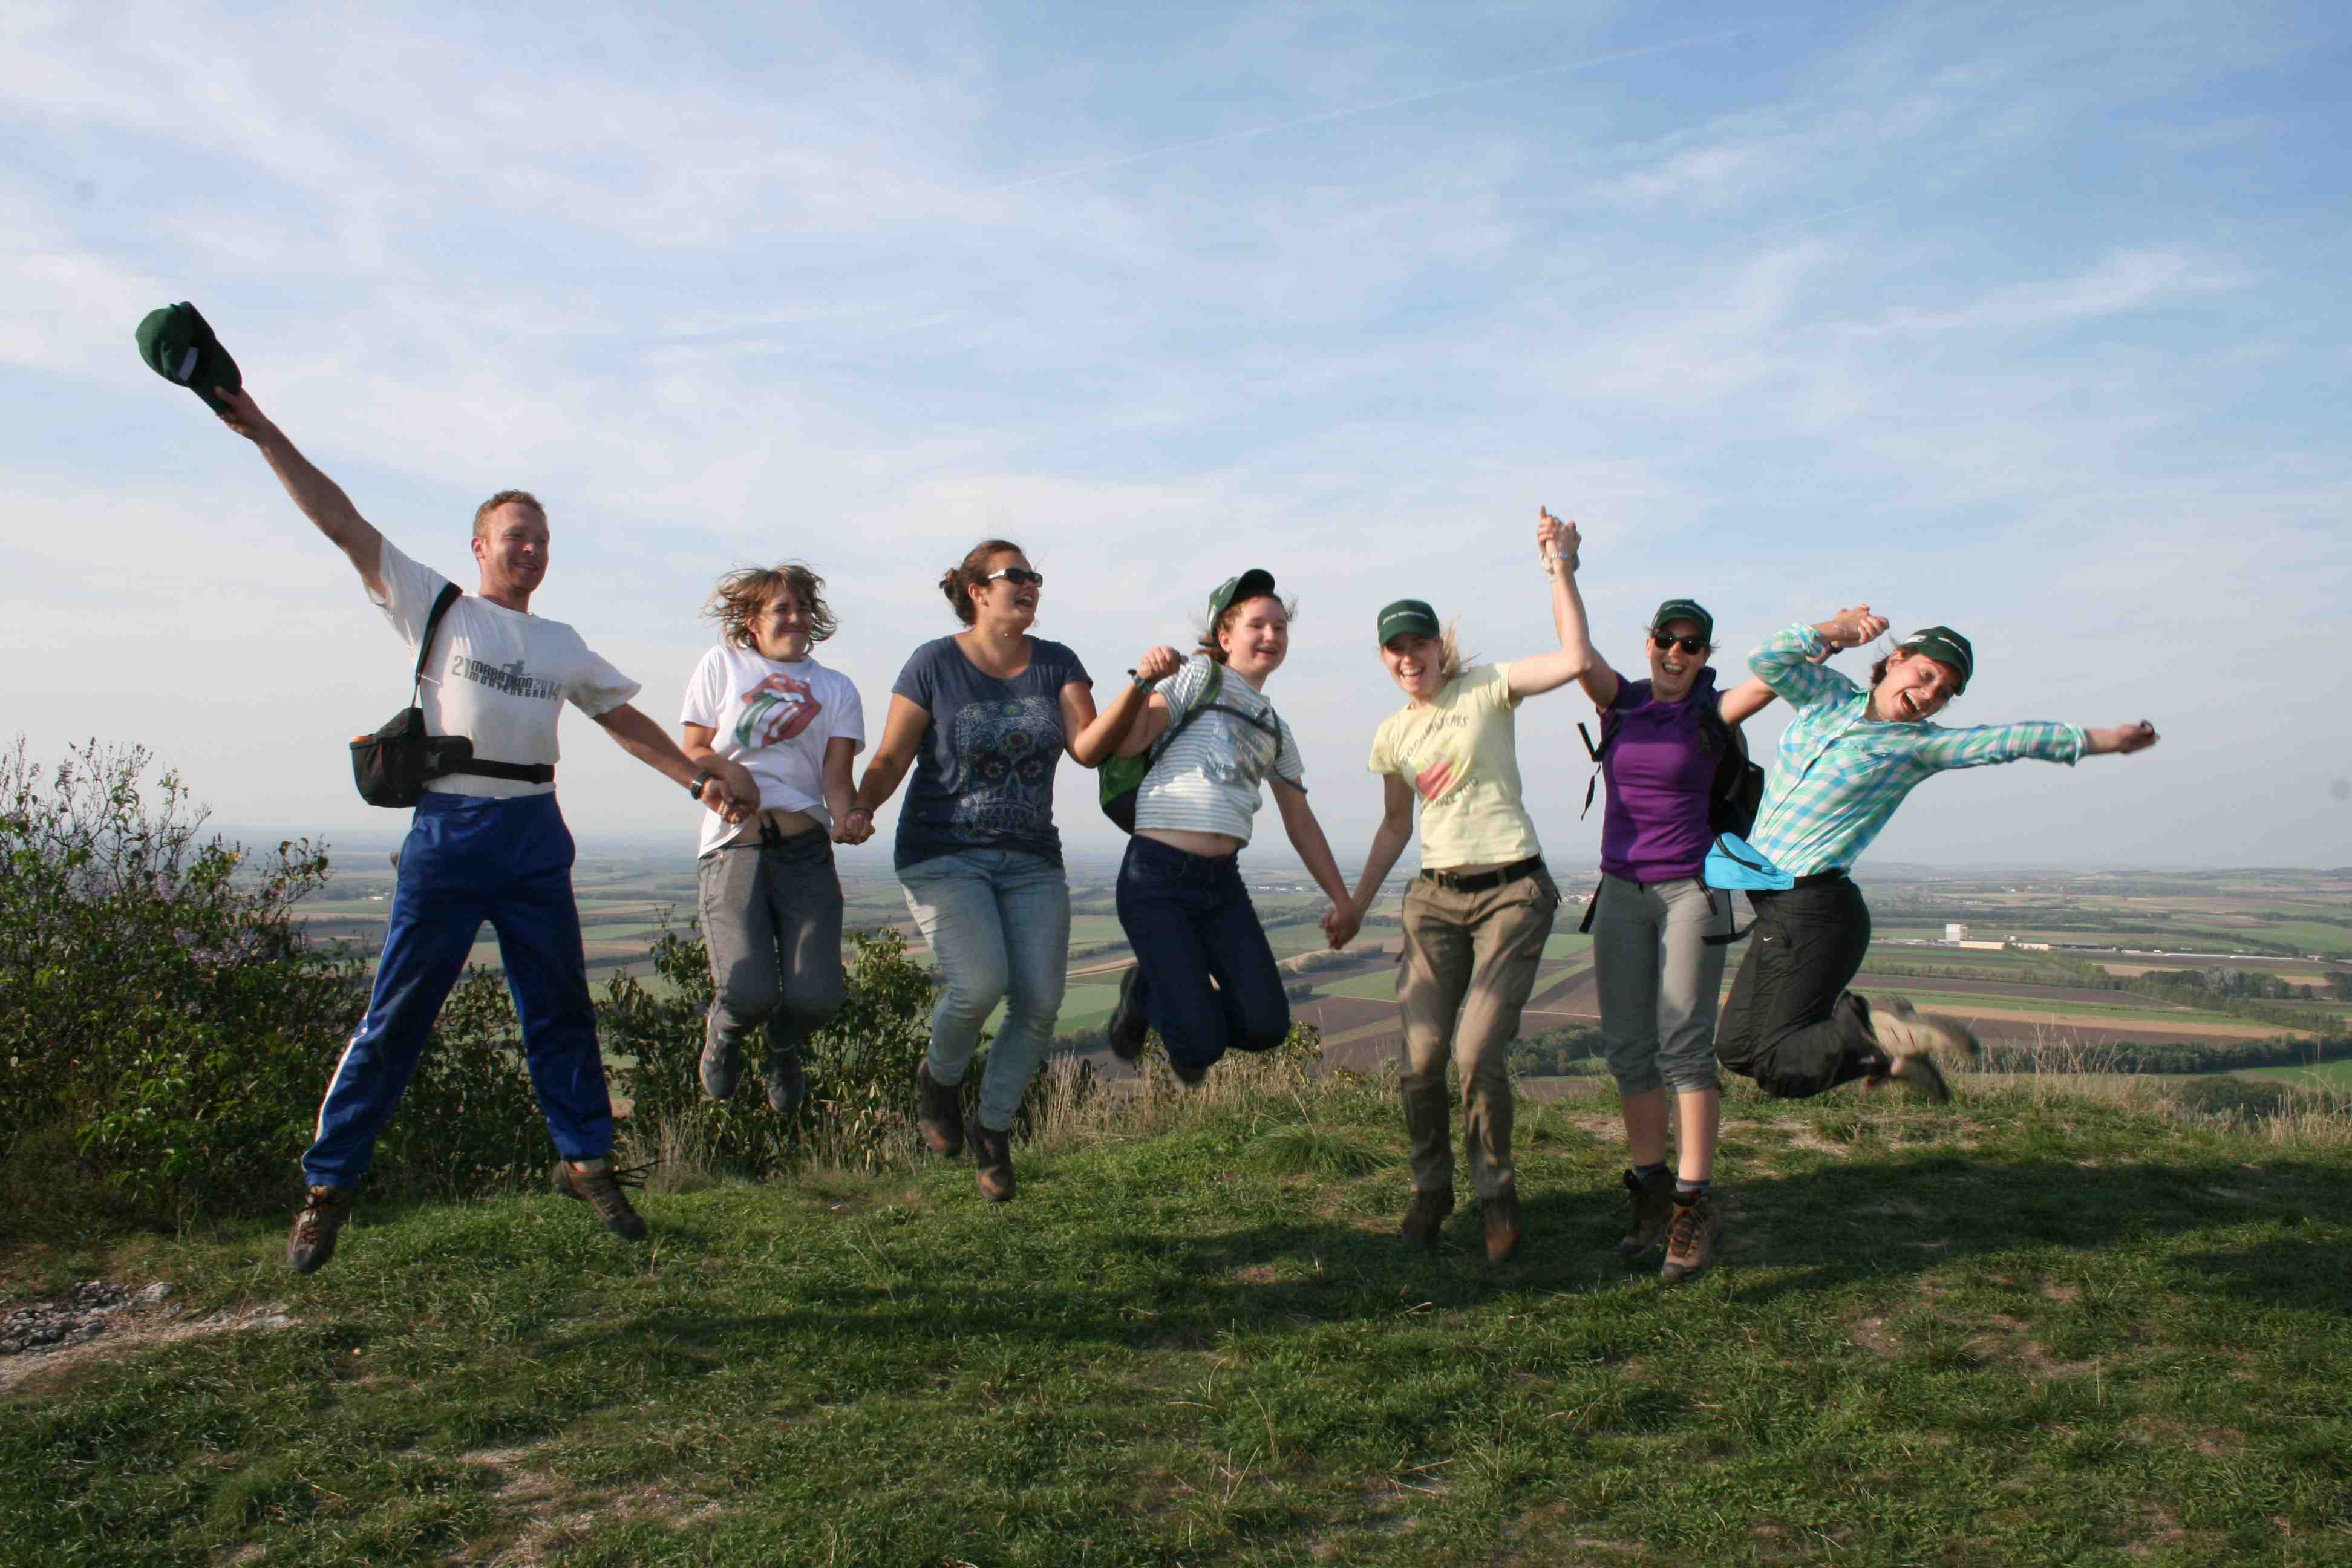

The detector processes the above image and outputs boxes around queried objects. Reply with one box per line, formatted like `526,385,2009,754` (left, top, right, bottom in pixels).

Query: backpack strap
412,582,462,702
1576,712,1619,820
1146,661,1225,766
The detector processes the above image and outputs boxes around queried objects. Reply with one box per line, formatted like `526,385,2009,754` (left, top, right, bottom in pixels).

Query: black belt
444,759,555,785
1419,855,1544,894
1790,869,1849,888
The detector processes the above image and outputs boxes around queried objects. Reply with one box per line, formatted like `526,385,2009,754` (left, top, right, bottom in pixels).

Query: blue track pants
302,791,614,1187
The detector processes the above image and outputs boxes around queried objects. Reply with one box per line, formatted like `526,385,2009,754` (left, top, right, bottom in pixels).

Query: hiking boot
286,1186,353,1275
699,1024,743,1100
916,1060,965,1156
971,1122,1016,1202
1618,1167,1675,1260
763,1049,807,1115
1400,1187,1455,1251
1482,1187,1523,1265
1170,1057,1209,1087
552,1159,649,1241
1660,1189,1722,1283
1108,965,1151,1062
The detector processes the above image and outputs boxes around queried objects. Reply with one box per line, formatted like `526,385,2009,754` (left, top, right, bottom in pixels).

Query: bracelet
688,769,713,799
1127,668,1158,693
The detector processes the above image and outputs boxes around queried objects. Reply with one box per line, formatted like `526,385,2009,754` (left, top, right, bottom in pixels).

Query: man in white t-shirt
213,385,755,1275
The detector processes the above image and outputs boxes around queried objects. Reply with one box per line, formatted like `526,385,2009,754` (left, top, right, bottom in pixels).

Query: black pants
1713,877,1885,1099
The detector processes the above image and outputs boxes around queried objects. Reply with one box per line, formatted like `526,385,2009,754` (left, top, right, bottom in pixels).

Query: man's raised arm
214,387,387,598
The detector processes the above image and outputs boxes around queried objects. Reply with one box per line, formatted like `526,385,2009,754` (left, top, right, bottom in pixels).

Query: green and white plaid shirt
1745,624,2086,878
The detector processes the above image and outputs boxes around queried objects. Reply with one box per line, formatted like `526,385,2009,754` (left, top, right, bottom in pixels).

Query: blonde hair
472,489,546,538
704,563,838,648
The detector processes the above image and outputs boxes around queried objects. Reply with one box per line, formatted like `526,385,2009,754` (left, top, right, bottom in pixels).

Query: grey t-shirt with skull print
891,635,1091,871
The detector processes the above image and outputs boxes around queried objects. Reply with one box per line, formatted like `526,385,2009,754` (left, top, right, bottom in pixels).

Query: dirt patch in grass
0,1292,298,1397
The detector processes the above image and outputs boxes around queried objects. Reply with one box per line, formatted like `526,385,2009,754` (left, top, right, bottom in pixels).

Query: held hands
1134,645,1184,685
1321,901,1362,950
1816,604,1890,650
2089,721,2161,757
697,760,759,824
1537,508,1580,574
833,806,877,845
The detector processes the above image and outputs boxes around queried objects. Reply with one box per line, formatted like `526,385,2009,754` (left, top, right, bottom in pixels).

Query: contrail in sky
982,25,1781,193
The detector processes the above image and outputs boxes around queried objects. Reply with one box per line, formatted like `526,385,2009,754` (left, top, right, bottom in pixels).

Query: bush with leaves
1,737,551,1226
600,922,948,1177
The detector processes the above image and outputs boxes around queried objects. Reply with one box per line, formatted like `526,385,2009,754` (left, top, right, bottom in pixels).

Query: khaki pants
1396,867,1560,1201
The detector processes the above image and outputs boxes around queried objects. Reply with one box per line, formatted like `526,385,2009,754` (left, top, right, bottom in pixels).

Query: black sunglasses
1650,632,1708,655
985,567,1045,587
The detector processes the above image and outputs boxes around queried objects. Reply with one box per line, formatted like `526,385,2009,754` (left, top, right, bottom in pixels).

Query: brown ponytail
940,537,1024,626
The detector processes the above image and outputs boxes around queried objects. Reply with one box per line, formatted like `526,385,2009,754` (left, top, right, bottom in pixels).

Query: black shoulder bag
350,583,557,806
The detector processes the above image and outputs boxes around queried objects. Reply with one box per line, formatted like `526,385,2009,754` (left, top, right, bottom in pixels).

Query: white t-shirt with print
370,537,641,799
1132,655,1305,845
679,644,867,854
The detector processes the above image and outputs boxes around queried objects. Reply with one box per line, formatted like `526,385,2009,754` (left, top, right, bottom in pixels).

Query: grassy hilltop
5,1058,2350,1568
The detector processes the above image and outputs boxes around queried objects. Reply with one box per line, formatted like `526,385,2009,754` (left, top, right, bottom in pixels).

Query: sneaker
1482,1187,1523,1264
286,1186,353,1275
1660,1189,1722,1283
1866,999,1967,1102
1400,1187,1455,1251
763,1050,807,1115
552,1159,649,1241
1618,1168,1675,1260
916,1060,965,1157
1107,965,1151,1062
970,1122,1016,1202
699,1026,743,1100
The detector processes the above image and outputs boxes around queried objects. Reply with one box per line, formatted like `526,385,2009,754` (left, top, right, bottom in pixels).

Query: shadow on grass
520,1149,2352,1374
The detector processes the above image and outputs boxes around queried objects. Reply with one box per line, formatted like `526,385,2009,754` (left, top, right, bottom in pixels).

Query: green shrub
601,922,946,1177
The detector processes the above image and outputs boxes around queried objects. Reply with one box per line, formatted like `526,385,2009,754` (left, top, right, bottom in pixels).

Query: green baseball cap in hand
136,301,241,415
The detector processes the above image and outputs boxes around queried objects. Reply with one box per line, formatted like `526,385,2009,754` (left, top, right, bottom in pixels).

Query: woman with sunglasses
1543,509,1785,1284
1093,569,1360,1087
1341,516,1595,1265
1714,607,2161,1123
841,541,1097,1201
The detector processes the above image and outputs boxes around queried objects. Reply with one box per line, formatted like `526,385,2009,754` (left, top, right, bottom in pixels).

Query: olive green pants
1396,867,1560,1201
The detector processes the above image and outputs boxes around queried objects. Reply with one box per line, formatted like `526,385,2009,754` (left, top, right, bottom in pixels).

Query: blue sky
4,0,2345,868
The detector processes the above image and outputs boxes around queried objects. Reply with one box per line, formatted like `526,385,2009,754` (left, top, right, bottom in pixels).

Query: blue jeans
1114,835,1290,1077
898,848,1071,1132
304,791,613,1187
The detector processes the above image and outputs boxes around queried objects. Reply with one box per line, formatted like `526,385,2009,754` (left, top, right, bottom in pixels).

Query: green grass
7,1074,2352,1566
2235,1057,2352,1088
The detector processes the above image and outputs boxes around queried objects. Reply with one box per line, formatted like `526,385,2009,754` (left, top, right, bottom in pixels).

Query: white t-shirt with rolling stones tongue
679,644,867,854
370,536,641,799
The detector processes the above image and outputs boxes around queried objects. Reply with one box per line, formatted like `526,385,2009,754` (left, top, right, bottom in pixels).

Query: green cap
1896,626,1973,692
135,301,241,416
1208,568,1276,624
1650,598,1713,643
1377,599,1440,645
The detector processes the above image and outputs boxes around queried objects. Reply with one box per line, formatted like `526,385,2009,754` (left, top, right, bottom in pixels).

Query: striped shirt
1133,655,1304,844
1745,624,2085,877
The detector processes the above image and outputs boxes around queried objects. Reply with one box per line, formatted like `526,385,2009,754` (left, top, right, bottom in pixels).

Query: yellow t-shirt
1365,662,1543,870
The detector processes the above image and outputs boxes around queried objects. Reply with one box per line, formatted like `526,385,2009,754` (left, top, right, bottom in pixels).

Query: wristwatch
688,769,714,799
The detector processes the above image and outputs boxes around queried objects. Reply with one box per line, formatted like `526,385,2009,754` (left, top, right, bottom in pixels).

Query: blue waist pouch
1704,832,1795,892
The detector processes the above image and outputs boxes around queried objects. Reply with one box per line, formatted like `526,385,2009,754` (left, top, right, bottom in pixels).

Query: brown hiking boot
970,1122,1016,1202
1400,1187,1454,1251
916,1060,965,1157
1482,1187,1523,1265
1660,1189,1722,1283
286,1186,353,1275
552,1159,649,1240
1619,1168,1675,1260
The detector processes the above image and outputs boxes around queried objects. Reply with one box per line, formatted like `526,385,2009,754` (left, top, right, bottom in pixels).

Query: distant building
1958,939,2006,951
1944,923,1968,944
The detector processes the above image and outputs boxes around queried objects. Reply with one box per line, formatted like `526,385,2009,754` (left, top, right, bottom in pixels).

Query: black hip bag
350,582,555,807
